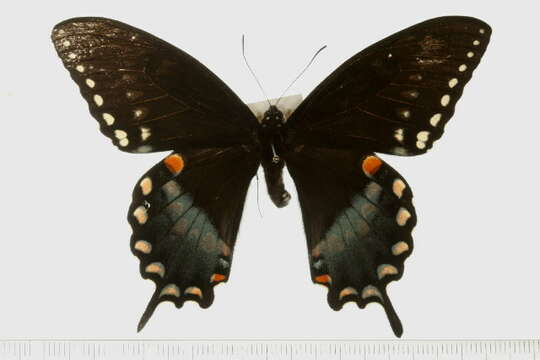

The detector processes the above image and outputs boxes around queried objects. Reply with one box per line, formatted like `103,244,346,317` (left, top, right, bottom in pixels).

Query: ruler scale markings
1,340,540,360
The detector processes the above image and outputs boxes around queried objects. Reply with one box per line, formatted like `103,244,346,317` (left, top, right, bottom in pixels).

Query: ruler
0,340,538,360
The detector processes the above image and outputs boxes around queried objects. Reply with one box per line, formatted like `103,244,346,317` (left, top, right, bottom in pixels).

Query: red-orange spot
210,273,226,283
362,156,382,177
164,154,184,175
314,275,332,285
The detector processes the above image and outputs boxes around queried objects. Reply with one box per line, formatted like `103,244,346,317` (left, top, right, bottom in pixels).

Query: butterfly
51,16,491,337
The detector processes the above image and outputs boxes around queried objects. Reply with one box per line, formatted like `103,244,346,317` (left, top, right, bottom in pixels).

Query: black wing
286,16,491,155
51,18,261,331
130,148,258,331
283,17,491,336
51,17,258,153
286,148,415,336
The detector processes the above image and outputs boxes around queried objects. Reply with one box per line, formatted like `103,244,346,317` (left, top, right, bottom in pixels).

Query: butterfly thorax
259,105,291,208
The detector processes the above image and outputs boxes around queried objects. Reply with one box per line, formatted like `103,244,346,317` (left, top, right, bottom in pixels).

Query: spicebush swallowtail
51,16,491,337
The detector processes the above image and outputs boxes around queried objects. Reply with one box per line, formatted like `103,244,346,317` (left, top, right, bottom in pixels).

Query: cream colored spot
402,90,419,99
394,128,404,142
467,51,474,58
479,28,485,34
399,109,411,119
392,179,406,198
63,40,71,47
448,78,458,88
160,284,180,297
102,113,114,126
85,79,95,88
137,145,153,153
140,177,152,196
114,130,127,139
396,207,411,226
140,127,151,141
361,285,382,300
392,147,409,156
185,286,203,299
134,109,143,118
459,64,467,72
68,52,76,59
473,40,480,46
93,94,103,106
145,262,165,278
133,206,148,224
339,287,359,300
134,240,152,254
417,131,430,142
441,95,450,107
377,264,398,279
57,29,65,35
75,65,85,73
119,138,129,147
430,113,442,127
392,241,409,256
416,141,426,149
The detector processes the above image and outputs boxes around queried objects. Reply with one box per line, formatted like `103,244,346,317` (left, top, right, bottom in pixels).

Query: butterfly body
52,16,491,336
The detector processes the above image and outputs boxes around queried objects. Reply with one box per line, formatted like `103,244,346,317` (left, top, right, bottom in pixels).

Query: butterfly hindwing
51,17,258,153
129,147,259,330
286,16,491,156
285,147,415,336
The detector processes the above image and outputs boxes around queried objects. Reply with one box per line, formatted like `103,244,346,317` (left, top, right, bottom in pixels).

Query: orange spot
314,275,332,284
184,286,203,299
362,156,382,177
164,154,184,175
210,273,226,283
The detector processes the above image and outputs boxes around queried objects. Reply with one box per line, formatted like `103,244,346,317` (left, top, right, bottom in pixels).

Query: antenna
242,35,271,107
275,45,327,106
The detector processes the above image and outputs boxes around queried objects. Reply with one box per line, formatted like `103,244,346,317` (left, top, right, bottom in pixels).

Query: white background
1,0,539,339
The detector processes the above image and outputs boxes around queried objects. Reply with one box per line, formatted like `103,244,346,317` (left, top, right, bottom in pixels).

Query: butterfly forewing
286,16,491,156
51,17,258,153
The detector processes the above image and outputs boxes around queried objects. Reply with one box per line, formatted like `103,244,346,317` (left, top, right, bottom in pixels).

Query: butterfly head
261,105,284,131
